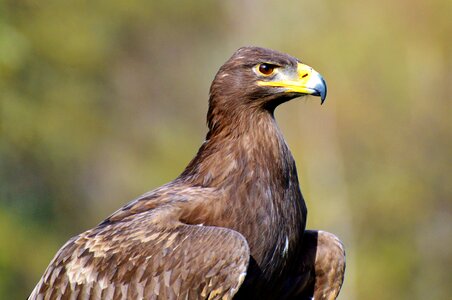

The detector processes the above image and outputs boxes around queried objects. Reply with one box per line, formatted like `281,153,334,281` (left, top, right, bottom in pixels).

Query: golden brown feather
29,47,345,300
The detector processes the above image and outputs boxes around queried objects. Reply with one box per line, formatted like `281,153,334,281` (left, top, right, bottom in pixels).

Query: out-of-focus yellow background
1,0,450,299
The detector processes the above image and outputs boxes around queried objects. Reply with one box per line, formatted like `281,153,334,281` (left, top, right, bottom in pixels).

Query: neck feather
180,109,293,189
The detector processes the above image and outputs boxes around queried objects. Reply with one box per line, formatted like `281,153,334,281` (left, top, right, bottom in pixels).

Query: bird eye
257,63,276,76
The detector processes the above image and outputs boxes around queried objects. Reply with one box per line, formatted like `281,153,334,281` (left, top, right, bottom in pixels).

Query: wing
29,209,250,300
284,230,346,300
311,230,346,300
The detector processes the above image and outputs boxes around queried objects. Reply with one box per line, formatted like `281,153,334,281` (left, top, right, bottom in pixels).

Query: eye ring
257,63,276,76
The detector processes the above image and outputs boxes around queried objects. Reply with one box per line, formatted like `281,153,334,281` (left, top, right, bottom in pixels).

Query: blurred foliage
0,0,450,299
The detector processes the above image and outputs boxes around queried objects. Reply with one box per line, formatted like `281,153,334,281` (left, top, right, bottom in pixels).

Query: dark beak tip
312,87,327,105
320,76,327,105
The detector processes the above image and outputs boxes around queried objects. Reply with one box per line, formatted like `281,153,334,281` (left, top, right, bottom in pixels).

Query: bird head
209,47,327,114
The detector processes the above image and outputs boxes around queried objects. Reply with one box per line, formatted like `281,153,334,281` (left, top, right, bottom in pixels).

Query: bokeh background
1,0,450,299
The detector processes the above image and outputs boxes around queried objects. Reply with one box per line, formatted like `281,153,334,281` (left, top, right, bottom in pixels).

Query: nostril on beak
301,73,308,78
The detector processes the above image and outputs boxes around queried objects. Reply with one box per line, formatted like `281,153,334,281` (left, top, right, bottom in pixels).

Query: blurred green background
0,0,450,299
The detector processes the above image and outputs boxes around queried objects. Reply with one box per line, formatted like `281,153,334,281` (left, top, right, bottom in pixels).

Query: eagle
29,47,345,300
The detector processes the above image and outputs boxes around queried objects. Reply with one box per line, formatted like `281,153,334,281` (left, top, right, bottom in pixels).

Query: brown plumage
29,47,345,300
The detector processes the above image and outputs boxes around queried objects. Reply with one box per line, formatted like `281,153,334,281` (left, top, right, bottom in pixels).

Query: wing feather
29,210,250,300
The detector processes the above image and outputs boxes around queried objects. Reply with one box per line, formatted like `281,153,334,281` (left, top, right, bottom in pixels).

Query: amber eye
258,63,276,76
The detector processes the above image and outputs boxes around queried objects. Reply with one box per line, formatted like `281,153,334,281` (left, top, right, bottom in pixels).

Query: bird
29,46,345,300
